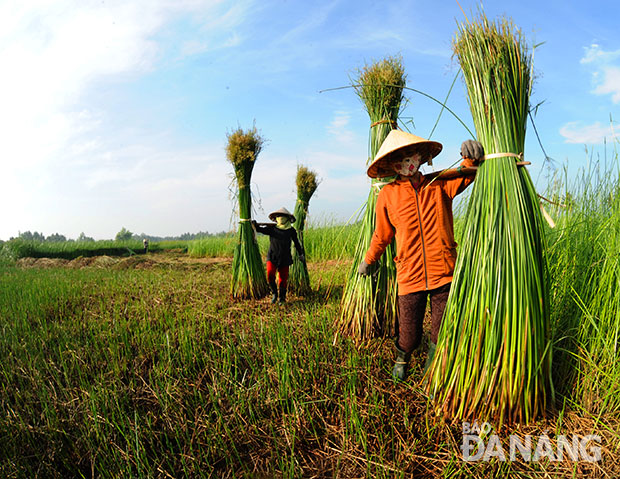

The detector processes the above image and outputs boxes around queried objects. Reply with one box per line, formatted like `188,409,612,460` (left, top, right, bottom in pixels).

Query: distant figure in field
143,238,149,254
253,207,304,304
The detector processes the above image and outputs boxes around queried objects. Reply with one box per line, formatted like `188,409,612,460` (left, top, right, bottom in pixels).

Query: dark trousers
396,282,451,353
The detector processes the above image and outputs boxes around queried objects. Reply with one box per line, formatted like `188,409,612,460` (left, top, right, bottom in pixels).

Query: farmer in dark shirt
253,207,304,304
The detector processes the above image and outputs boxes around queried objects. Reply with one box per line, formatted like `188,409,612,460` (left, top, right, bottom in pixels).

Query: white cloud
581,43,620,64
0,0,252,239
326,110,359,145
179,1,250,55
68,142,361,236
0,0,246,168
593,66,620,103
10,141,234,239
581,43,620,103
559,121,618,144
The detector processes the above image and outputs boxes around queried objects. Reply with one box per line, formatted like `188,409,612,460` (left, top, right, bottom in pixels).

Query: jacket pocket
443,247,457,275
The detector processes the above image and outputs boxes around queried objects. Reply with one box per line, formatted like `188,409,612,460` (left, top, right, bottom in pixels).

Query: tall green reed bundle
336,56,404,340
289,165,319,294
426,15,553,426
227,126,269,299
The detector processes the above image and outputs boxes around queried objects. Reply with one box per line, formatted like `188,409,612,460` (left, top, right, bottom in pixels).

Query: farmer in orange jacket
358,129,484,380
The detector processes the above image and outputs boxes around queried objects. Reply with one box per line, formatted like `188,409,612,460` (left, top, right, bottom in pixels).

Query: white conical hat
268,207,296,223
366,129,443,178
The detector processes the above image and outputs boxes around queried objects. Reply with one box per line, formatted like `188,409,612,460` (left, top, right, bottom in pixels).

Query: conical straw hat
366,130,443,178
269,207,296,223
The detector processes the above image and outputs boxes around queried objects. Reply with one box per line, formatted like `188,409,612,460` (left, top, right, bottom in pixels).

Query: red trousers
266,261,289,288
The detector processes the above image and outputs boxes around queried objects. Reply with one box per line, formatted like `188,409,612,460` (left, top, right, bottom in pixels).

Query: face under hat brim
367,141,442,178
268,207,296,223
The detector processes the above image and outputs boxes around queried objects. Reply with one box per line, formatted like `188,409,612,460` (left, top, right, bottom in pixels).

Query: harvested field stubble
0,255,618,477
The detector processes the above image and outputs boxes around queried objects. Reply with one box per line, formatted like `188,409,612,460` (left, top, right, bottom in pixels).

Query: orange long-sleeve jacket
364,158,476,295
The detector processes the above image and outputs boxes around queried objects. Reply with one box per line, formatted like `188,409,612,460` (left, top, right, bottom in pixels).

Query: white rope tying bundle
483,152,524,161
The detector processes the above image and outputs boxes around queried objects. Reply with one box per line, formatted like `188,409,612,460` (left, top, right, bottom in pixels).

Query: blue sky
1,0,619,240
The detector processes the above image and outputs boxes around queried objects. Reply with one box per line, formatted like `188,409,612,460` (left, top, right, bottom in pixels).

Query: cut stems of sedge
336,55,405,341
289,165,319,295
227,126,269,299
426,13,554,427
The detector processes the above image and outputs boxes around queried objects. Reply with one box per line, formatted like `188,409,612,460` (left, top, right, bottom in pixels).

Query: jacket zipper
413,185,429,290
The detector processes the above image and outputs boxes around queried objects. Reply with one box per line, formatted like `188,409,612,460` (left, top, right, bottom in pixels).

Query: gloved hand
460,140,485,164
251,220,258,228
357,260,372,276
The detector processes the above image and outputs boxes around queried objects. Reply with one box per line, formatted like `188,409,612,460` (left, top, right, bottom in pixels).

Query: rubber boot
392,344,411,381
278,285,287,304
423,342,436,375
269,280,278,304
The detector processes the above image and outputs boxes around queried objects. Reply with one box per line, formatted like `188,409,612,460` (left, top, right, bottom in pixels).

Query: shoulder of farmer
382,178,401,191
376,179,400,201
378,180,403,215
375,189,396,225
375,185,390,209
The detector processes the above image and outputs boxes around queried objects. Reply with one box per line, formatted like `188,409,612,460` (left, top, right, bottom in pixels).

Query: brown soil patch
16,253,232,271
307,259,350,271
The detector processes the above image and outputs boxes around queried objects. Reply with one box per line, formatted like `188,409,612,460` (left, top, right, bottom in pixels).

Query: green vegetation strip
0,239,189,261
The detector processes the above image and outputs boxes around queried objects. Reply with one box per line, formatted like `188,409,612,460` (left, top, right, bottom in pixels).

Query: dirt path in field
16,252,232,270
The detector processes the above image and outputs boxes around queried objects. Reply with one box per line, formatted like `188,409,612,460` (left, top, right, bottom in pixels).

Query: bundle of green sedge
227,126,269,299
426,14,554,426
336,56,405,341
289,165,319,294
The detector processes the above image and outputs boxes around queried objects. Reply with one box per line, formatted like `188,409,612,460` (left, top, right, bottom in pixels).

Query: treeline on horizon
4,228,231,244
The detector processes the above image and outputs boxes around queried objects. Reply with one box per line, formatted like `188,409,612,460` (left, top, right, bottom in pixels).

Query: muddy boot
423,342,436,375
278,285,287,304
392,344,411,381
269,280,278,304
